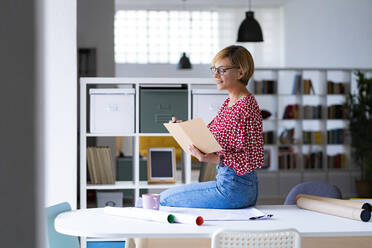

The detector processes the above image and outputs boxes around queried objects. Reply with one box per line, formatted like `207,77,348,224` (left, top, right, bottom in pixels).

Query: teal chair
46,202,80,248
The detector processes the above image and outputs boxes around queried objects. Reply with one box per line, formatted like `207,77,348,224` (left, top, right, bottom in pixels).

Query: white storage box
96,191,123,207
192,89,228,124
90,88,135,133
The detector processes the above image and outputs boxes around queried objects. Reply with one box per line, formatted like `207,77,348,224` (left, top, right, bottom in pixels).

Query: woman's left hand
189,145,220,163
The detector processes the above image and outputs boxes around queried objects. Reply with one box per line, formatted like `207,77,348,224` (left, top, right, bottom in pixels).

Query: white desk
55,205,372,239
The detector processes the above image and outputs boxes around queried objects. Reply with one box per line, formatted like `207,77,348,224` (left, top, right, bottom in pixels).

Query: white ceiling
115,0,288,9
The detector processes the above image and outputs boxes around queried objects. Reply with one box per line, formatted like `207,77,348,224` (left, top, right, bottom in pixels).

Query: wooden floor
133,236,372,248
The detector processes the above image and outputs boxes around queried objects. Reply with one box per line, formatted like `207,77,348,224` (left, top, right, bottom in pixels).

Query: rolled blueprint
104,207,175,224
296,194,372,211
296,197,371,222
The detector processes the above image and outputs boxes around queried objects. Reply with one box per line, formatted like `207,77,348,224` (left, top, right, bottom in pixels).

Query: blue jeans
160,163,258,209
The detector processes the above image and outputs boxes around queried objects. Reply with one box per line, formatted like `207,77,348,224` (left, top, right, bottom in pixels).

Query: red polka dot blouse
207,94,264,175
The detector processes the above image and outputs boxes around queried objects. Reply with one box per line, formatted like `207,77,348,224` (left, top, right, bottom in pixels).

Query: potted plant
345,71,372,197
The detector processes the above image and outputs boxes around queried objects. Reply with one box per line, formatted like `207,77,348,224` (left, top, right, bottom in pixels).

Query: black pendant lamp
237,0,264,42
177,52,192,69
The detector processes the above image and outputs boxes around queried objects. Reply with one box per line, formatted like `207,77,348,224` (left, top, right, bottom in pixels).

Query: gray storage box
140,87,188,133
116,157,148,181
96,191,123,207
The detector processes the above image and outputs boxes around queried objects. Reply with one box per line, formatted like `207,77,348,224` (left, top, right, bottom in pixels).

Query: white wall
115,7,283,77
78,0,115,76
283,0,372,68
43,0,77,208
0,1,40,247
0,0,76,246
116,64,211,77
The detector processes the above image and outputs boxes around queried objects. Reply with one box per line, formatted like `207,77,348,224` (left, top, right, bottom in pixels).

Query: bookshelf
80,69,372,211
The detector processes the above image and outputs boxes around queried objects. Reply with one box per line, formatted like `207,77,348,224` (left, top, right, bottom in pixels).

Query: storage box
140,87,188,133
90,88,135,133
192,89,227,124
116,157,148,181
96,191,123,207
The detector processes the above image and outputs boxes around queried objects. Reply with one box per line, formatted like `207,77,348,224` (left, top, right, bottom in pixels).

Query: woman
160,45,264,209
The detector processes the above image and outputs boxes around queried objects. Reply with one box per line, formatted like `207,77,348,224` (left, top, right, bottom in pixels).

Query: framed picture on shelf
147,147,176,184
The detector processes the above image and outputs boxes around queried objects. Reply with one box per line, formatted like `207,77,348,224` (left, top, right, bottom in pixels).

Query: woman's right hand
169,116,183,123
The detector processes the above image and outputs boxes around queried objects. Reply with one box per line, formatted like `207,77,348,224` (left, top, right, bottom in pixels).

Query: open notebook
163,118,222,154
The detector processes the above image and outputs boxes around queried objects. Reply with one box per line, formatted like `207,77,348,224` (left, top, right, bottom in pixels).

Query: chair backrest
46,202,80,248
284,181,342,205
212,229,301,248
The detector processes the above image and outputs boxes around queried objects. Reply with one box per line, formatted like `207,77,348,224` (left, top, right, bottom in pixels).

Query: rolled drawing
296,197,371,222
296,194,372,211
104,207,175,224
170,212,204,226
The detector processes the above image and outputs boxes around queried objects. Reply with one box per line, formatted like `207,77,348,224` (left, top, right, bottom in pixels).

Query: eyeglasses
210,66,239,76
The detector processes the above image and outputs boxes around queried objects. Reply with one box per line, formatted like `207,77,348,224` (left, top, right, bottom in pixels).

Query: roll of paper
104,207,175,224
296,197,371,222
171,212,204,226
296,194,372,211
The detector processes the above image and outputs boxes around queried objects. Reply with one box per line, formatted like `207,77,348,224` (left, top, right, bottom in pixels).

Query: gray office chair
284,181,342,205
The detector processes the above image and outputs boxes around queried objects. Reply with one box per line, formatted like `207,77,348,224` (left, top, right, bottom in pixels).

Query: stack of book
254,80,276,94
327,128,346,144
87,146,115,184
327,153,347,169
304,151,323,169
302,130,323,144
283,104,300,119
327,81,347,94
327,104,347,119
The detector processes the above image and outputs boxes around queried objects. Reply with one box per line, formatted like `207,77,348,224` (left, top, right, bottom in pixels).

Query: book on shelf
302,79,315,94
283,104,299,119
263,131,275,144
327,104,347,119
87,146,115,184
302,130,323,144
292,74,302,94
254,80,276,94
327,128,345,144
262,149,270,169
279,128,295,144
327,153,347,169
304,151,323,169
303,105,322,119
278,146,297,170
327,80,347,94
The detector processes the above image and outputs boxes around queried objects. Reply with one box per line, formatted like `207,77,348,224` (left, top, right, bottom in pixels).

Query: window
114,10,219,64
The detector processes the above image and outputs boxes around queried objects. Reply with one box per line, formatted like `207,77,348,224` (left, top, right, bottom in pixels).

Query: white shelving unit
80,68,372,211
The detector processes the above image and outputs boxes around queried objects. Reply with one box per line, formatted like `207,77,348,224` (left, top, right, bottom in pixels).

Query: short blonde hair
212,45,254,85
